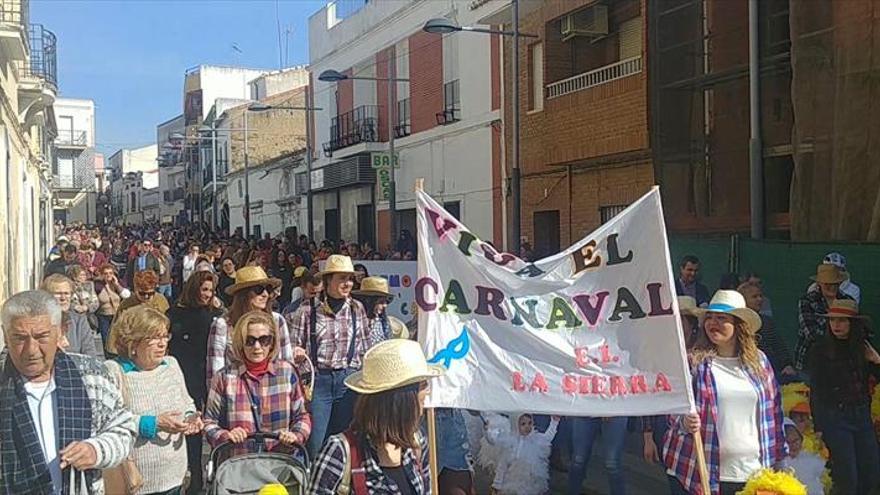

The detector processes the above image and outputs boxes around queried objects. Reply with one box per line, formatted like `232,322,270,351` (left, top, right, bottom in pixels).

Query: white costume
483,413,559,495
784,452,826,495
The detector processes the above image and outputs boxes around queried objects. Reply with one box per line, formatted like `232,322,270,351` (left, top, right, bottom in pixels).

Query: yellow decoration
737,469,807,495
871,383,880,423
821,468,833,494
781,382,811,417
258,484,289,495
800,427,829,460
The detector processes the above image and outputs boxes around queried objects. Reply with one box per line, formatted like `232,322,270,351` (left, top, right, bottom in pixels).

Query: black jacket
167,304,222,407
127,253,161,287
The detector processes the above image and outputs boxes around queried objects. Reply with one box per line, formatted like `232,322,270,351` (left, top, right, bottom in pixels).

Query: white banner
417,187,695,416
353,261,417,323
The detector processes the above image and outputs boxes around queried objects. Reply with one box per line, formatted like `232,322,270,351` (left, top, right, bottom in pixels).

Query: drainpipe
748,0,764,239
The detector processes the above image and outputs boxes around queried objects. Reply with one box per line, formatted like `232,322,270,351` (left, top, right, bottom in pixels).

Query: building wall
53,98,95,147
504,0,654,253
184,65,270,124
309,0,501,249
227,159,308,238
108,145,159,189
251,67,309,100
0,16,55,306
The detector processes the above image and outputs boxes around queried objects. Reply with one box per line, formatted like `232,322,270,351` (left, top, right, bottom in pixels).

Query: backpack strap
338,430,369,495
308,301,319,368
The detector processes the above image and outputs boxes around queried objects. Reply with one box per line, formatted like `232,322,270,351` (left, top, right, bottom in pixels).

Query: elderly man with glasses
0,290,136,494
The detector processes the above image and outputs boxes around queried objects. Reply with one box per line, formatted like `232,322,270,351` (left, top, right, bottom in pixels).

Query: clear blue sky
32,0,326,156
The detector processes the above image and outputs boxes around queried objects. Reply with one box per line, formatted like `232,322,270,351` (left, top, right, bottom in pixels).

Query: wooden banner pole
426,407,440,494
693,429,711,495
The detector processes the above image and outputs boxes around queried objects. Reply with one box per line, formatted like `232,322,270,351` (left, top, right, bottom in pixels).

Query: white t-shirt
24,378,62,494
712,356,761,482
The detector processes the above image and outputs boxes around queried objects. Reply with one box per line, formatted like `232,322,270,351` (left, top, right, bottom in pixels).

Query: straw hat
224,266,281,296
820,299,870,320
810,264,847,284
293,266,308,278
319,254,355,276
388,315,409,339
695,290,763,334
344,339,444,394
352,276,394,298
677,296,700,317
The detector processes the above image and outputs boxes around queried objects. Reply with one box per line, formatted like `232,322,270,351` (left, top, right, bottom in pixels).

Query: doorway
533,210,560,259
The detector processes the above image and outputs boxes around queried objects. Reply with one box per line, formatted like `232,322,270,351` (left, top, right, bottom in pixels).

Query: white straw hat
344,339,444,394
694,289,763,334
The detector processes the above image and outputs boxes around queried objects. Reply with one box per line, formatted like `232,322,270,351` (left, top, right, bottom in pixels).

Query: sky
32,0,327,156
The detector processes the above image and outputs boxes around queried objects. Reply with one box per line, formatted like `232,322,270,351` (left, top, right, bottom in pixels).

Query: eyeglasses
137,290,156,299
146,334,170,345
250,285,274,295
245,335,274,347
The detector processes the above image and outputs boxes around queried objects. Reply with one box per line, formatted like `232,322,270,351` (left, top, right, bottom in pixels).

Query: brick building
503,0,654,258
308,0,502,251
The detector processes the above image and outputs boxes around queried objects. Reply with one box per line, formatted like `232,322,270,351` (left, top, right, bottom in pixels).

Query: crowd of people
0,221,876,494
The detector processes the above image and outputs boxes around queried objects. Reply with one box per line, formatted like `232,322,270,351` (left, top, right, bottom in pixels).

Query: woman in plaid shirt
663,290,786,495
204,310,311,451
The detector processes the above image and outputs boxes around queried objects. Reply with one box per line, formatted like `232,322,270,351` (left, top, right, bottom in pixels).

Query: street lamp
318,68,410,250
246,102,322,241
424,6,537,255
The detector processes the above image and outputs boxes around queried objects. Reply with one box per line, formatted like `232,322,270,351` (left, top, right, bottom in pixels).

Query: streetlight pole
318,69,408,250
423,8,537,255
211,125,219,229
244,109,251,239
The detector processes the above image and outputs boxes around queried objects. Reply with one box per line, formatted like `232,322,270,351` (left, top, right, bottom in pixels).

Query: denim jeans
307,368,358,458
567,416,628,495
97,314,113,353
814,402,880,494
158,284,173,300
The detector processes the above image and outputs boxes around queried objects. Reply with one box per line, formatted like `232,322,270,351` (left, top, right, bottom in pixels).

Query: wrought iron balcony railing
19,23,56,89
323,105,380,156
55,129,88,146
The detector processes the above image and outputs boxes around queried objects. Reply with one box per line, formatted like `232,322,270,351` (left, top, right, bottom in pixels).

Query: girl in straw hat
205,265,294,391
664,290,786,495
308,339,444,494
289,254,372,458
807,299,880,494
353,276,408,346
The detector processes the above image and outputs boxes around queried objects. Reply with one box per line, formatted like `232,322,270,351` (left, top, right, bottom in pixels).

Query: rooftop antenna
231,43,243,66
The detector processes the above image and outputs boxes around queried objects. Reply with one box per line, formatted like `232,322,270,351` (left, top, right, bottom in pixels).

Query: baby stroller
206,432,310,495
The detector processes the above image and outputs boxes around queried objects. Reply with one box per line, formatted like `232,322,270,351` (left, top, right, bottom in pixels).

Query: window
437,80,460,125
600,204,629,223
443,201,461,220
437,33,461,125
529,43,544,111
533,210,560,259
395,98,411,137
130,192,136,212
764,155,793,214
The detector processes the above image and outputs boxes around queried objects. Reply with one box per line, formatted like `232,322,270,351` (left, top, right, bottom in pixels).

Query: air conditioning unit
561,4,609,42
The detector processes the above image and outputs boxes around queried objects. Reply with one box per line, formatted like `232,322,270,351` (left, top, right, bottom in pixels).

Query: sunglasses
249,285,275,295
138,290,156,298
245,335,274,347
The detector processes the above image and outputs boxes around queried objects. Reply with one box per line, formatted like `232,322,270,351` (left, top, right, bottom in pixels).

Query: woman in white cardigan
105,306,204,495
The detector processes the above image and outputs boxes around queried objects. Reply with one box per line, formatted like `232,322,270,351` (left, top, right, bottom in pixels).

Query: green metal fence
669,235,880,350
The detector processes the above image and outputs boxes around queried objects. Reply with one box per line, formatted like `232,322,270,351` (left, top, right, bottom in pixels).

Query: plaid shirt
308,430,430,494
206,312,294,392
793,287,853,369
663,352,785,495
290,299,372,370
203,360,311,449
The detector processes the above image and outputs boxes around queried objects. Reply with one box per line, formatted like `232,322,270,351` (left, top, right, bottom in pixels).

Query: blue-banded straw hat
694,290,762,334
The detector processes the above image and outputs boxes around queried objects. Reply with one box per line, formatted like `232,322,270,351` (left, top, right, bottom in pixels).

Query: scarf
0,352,94,494
245,358,270,378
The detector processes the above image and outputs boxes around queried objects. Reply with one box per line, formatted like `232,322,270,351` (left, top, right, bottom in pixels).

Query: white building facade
52,98,98,225
308,0,503,251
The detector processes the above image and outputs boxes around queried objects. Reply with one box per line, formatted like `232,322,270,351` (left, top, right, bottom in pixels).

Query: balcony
55,129,88,147
546,56,642,100
322,105,380,156
0,0,28,61
19,23,55,88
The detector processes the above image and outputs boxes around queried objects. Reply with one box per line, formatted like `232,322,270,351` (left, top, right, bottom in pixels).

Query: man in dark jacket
673,254,710,306
44,244,78,277
126,239,160,288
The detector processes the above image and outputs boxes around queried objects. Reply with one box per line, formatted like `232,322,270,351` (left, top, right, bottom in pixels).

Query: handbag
103,364,145,495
